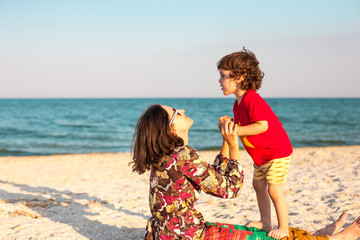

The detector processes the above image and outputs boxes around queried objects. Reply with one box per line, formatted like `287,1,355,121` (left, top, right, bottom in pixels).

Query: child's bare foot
311,211,347,236
267,228,289,239
246,221,272,231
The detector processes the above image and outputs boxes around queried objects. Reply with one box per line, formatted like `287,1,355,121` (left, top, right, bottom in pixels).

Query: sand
0,146,359,240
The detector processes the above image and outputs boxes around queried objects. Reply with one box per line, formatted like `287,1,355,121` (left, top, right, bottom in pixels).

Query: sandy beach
0,146,359,240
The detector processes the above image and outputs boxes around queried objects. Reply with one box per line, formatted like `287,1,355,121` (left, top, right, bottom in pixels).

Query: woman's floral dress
144,145,244,240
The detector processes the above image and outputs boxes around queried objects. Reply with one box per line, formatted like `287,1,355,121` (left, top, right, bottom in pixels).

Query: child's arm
219,115,268,137
237,120,268,136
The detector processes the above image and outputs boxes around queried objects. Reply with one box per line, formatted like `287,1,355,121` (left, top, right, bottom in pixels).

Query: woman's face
161,105,193,132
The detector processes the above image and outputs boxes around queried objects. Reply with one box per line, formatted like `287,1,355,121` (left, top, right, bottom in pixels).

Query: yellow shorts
253,155,291,184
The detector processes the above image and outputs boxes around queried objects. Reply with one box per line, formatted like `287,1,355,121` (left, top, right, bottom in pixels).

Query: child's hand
220,120,239,147
218,115,233,130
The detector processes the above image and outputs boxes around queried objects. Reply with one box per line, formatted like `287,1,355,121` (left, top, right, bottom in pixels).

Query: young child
217,48,293,239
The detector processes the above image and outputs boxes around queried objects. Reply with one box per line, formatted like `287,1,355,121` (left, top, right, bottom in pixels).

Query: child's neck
235,89,247,105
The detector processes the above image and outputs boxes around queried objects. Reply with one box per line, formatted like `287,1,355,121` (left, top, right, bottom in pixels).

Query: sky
0,0,360,98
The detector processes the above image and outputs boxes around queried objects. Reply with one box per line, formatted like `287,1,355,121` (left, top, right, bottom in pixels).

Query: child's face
218,69,238,95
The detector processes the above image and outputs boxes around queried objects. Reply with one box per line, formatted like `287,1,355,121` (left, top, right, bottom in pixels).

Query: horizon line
0,96,359,100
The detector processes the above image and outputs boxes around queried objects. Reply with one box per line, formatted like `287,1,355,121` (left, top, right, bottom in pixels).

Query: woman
130,104,360,240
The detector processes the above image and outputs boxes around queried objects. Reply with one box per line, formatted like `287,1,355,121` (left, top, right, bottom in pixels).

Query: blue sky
1,0,359,98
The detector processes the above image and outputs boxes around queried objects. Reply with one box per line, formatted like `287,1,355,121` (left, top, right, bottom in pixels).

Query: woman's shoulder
173,145,200,162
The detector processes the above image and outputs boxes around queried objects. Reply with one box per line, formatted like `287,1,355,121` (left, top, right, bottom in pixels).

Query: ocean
0,98,359,156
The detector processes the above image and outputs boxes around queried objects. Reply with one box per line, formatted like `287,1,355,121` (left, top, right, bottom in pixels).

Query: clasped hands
218,115,238,147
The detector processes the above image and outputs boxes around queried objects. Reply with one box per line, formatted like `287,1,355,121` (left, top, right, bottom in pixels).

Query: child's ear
235,75,244,84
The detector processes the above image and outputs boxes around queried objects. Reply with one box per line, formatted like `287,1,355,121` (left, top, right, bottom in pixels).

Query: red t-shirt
233,90,293,166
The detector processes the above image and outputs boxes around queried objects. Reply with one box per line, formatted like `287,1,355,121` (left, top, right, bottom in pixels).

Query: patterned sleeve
212,153,242,175
176,146,244,199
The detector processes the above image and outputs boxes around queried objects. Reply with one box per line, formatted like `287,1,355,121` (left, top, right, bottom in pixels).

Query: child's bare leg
329,216,360,240
246,179,272,231
267,183,289,239
311,211,347,236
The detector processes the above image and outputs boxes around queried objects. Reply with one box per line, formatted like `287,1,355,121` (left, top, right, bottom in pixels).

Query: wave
0,149,39,156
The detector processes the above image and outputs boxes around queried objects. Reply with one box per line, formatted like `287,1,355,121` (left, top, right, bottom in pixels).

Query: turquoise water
0,98,359,156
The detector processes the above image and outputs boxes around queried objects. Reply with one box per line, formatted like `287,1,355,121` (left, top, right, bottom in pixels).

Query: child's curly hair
217,47,264,91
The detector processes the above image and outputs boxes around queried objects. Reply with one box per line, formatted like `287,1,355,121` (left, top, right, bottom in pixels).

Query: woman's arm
175,121,244,199
220,120,239,160
178,121,244,199
215,120,241,176
177,149,243,199
220,139,230,159
220,120,239,159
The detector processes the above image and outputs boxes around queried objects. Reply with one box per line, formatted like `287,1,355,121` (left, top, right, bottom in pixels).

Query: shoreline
1,144,360,158
0,145,359,239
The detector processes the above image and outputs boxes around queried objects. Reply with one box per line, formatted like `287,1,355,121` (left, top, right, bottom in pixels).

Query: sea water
0,98,359,156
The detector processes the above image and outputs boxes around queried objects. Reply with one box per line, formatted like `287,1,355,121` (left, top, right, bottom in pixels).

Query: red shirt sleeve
243,91,269,123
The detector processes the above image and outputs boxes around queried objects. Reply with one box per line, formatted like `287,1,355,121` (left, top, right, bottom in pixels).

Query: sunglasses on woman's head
169,108,182,126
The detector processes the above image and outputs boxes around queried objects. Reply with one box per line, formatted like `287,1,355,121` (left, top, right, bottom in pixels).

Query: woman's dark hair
130,104,184,174
217,47,264,91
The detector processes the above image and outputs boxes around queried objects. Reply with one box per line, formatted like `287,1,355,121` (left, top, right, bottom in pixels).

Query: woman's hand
220,120,239,147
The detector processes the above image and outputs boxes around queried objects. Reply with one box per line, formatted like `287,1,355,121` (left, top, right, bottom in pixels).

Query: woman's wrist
229,145,239,161
228,141,239,149
220,140,230,158
228,142,238,148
